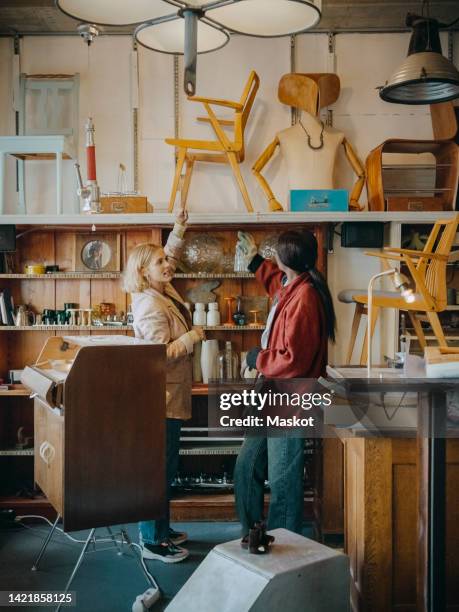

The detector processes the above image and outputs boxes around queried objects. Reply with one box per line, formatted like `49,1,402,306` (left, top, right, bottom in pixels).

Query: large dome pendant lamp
379,4,459,105
56,0,322,95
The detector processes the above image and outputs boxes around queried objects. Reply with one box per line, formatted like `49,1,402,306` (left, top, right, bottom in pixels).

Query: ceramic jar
206,302,221,326
193,302,207,325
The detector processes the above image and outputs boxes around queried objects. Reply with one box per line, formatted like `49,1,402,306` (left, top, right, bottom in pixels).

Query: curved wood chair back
421,215,459,310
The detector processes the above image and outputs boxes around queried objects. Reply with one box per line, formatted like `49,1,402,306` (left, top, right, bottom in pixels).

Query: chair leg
226,152,254,213
426,311,447,348
408,311,427,350
168,148,187,213
360,305,379,365
180,157,195,209
345,303,364,365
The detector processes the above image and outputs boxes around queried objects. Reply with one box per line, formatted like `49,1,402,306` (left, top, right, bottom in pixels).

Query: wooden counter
343,435,459,611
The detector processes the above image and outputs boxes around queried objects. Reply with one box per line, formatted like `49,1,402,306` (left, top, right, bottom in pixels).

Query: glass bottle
217,341,239,381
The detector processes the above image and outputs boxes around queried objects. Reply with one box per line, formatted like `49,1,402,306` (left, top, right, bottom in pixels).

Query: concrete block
166,528,349,612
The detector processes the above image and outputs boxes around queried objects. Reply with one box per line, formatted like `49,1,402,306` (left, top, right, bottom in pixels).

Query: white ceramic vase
200,339,219,384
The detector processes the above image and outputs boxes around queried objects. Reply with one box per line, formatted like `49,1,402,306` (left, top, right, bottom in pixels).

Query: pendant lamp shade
135,18,229,55
56,0,323,94
380,14,459,105
380,51,459,104
56,0,174,26
207,0,322,37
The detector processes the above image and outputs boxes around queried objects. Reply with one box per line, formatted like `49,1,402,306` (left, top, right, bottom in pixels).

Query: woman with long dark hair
234,228,336,540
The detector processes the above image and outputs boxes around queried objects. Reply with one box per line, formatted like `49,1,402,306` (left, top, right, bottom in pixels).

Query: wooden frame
72,233,121,273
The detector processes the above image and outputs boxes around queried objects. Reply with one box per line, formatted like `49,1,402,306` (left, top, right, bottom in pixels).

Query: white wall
0,31,458,362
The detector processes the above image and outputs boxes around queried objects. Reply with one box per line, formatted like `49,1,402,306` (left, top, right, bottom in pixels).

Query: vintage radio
366,139,459,212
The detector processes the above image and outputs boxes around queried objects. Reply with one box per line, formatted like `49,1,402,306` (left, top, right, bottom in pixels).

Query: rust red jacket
254,258,327,378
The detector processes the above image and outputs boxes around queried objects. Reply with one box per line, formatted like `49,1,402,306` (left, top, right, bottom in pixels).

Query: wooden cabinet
23,336,167,531
0,219,342,532
34,398,64,515
343,436,459,611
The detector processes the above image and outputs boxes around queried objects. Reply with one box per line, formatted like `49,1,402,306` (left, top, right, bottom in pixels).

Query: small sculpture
16,426,32,450
185,281,220,305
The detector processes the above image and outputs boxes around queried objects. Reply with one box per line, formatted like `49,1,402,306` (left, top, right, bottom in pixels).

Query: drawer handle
39,441,55,465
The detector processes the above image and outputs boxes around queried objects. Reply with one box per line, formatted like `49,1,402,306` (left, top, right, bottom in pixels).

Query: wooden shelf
0,325,132,331
192,384,209,396
0,384,31,397
204,324,265,331
0,273,122,279
170,493,314,522
0,272,255,280
175,272,255,279
179,445,241,456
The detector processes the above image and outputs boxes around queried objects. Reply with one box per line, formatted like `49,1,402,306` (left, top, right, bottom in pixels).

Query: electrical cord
14,514,160,598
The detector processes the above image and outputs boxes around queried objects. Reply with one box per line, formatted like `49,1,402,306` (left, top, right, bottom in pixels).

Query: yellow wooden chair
339,214,459,364
165,70,260,213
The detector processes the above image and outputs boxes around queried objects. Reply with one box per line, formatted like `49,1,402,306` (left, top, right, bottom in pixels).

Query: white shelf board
1,211,456,226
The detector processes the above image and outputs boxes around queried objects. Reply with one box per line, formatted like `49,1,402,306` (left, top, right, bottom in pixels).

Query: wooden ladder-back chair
165,70,260,213
340,214,459,364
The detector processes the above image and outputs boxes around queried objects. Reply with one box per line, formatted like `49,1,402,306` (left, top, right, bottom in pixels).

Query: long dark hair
276,230,336,342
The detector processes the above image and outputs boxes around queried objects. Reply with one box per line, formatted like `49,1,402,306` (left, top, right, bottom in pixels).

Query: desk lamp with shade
367,269,415,377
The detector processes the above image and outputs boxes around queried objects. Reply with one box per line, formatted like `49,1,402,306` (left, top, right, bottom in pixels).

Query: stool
338,288,402,365
166,528,349,612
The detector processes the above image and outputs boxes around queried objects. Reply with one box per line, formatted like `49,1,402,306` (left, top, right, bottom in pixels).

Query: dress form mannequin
252,73,365,211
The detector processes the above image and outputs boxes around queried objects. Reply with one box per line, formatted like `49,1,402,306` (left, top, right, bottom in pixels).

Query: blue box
290,189,349,212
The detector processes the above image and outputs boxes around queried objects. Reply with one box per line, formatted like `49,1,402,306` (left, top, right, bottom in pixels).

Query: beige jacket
131,224,193,420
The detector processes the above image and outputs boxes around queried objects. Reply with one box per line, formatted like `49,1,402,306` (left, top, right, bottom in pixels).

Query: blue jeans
234,435,305,536
139,418,182,545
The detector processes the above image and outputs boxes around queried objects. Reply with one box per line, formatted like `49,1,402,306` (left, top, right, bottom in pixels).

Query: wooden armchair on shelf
165,70,260,213
339,214,459,364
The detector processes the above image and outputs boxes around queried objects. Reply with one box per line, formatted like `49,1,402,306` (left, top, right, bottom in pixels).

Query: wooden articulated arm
342,137,365,211
252,137,284,212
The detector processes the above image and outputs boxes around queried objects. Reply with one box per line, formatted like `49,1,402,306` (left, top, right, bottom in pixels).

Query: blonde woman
124,208,204,563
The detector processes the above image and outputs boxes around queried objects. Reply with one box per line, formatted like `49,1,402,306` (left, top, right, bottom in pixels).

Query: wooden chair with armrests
165,70,260,213
339,214,459,364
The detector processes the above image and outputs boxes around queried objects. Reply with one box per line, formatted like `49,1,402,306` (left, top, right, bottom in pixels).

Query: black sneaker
141,540,189,563
168,528,188,546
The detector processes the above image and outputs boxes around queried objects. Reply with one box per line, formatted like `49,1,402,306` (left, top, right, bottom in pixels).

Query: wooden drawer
34,398,64,515
99,196,152,213
386,196,446,211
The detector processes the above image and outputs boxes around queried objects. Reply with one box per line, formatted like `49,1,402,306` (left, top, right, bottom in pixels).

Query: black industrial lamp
379,11,459,105
56,0,322,95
